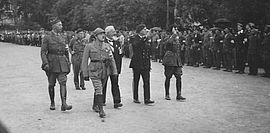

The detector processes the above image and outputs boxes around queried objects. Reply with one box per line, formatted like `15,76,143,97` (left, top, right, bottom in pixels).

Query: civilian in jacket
102,26,123,108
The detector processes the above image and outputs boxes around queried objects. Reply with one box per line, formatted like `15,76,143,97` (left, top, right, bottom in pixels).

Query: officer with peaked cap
81,27,118,118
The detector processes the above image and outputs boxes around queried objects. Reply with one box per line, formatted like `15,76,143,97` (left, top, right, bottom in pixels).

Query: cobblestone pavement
0,42,270,133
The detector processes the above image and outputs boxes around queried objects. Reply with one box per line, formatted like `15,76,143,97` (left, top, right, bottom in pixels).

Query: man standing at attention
129,24,155,105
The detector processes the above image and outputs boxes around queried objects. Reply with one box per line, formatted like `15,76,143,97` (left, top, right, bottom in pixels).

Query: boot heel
61,105,72,111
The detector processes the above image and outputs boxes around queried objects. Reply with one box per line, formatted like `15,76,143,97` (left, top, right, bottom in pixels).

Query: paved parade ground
0,42,270,133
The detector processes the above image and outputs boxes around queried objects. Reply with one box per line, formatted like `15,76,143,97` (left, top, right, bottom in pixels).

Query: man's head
76,28,84,39
224,28,230,33
105,25,116,39
237,23,243,31
93,28,105,42
50,17,62,33
136,24,147,36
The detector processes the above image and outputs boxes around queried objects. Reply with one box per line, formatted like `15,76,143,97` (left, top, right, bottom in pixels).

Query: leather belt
91,60,106,63
48,50,66,55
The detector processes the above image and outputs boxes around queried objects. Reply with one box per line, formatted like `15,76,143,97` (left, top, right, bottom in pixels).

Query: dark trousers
132,69,150,101
248,54,259,74
164,66,182,96
225,52,233,70
72,61,84,88
103,75,121,104
236,49,247,72
213,50,222,68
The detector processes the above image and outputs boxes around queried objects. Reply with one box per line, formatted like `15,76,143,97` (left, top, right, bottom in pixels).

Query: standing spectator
223,28,235,72
261,25,270,77
213,29,224,70
235,23,247,74
246,23,261,75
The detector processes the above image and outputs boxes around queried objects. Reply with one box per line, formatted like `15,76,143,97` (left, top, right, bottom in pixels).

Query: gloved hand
41,64,49,71
84,77,90,81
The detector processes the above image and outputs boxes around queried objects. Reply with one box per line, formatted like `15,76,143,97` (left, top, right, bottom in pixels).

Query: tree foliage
5,0,270,31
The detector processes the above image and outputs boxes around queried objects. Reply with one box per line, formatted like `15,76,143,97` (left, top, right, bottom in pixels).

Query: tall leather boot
176,77,186,101
165,77,171,100
92,94,100,113
96,95,106,118
60,85,72,111
48,85,55,110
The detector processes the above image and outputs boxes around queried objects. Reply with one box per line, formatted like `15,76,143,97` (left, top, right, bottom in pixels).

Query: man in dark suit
129,24,154,104
102,25,123,108
223,28,235,72
235,23,247,74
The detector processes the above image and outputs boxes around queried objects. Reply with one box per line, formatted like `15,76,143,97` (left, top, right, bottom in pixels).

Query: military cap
105,26,116,34
50,17,61,25
136,24,146,33
237,23,243,27
76,28,84,33
93,28,105,36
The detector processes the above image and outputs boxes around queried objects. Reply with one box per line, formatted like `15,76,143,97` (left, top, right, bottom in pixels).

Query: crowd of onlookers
1,23,270,77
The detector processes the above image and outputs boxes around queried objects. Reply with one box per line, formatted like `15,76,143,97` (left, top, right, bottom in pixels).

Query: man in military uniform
223,28,235,72
40,18,72,111
102,26,123,108
129,24,155,105
69,28,86,90
81,28,118,118
261,25,270,77
162,30,186,101
213,29,224,70
246,23,260,75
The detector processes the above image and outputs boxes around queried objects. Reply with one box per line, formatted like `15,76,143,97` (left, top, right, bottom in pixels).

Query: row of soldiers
0,29,46,46
134,23,270,77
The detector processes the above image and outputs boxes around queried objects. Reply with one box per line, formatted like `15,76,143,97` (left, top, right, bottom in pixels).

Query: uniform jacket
261,33,270,61
129,34,151,70
162,34,182,67
40,31,70,73
248,29,261,55
234,30,247,50
223,32,235,53
104,37,122,74
69,37,86,64
81,40,117,79
213,33,224,51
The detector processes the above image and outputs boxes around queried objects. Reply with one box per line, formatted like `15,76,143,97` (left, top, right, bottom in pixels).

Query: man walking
69,28,86,90
102,25,123,108
40,17,72,111
81,28,118,118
